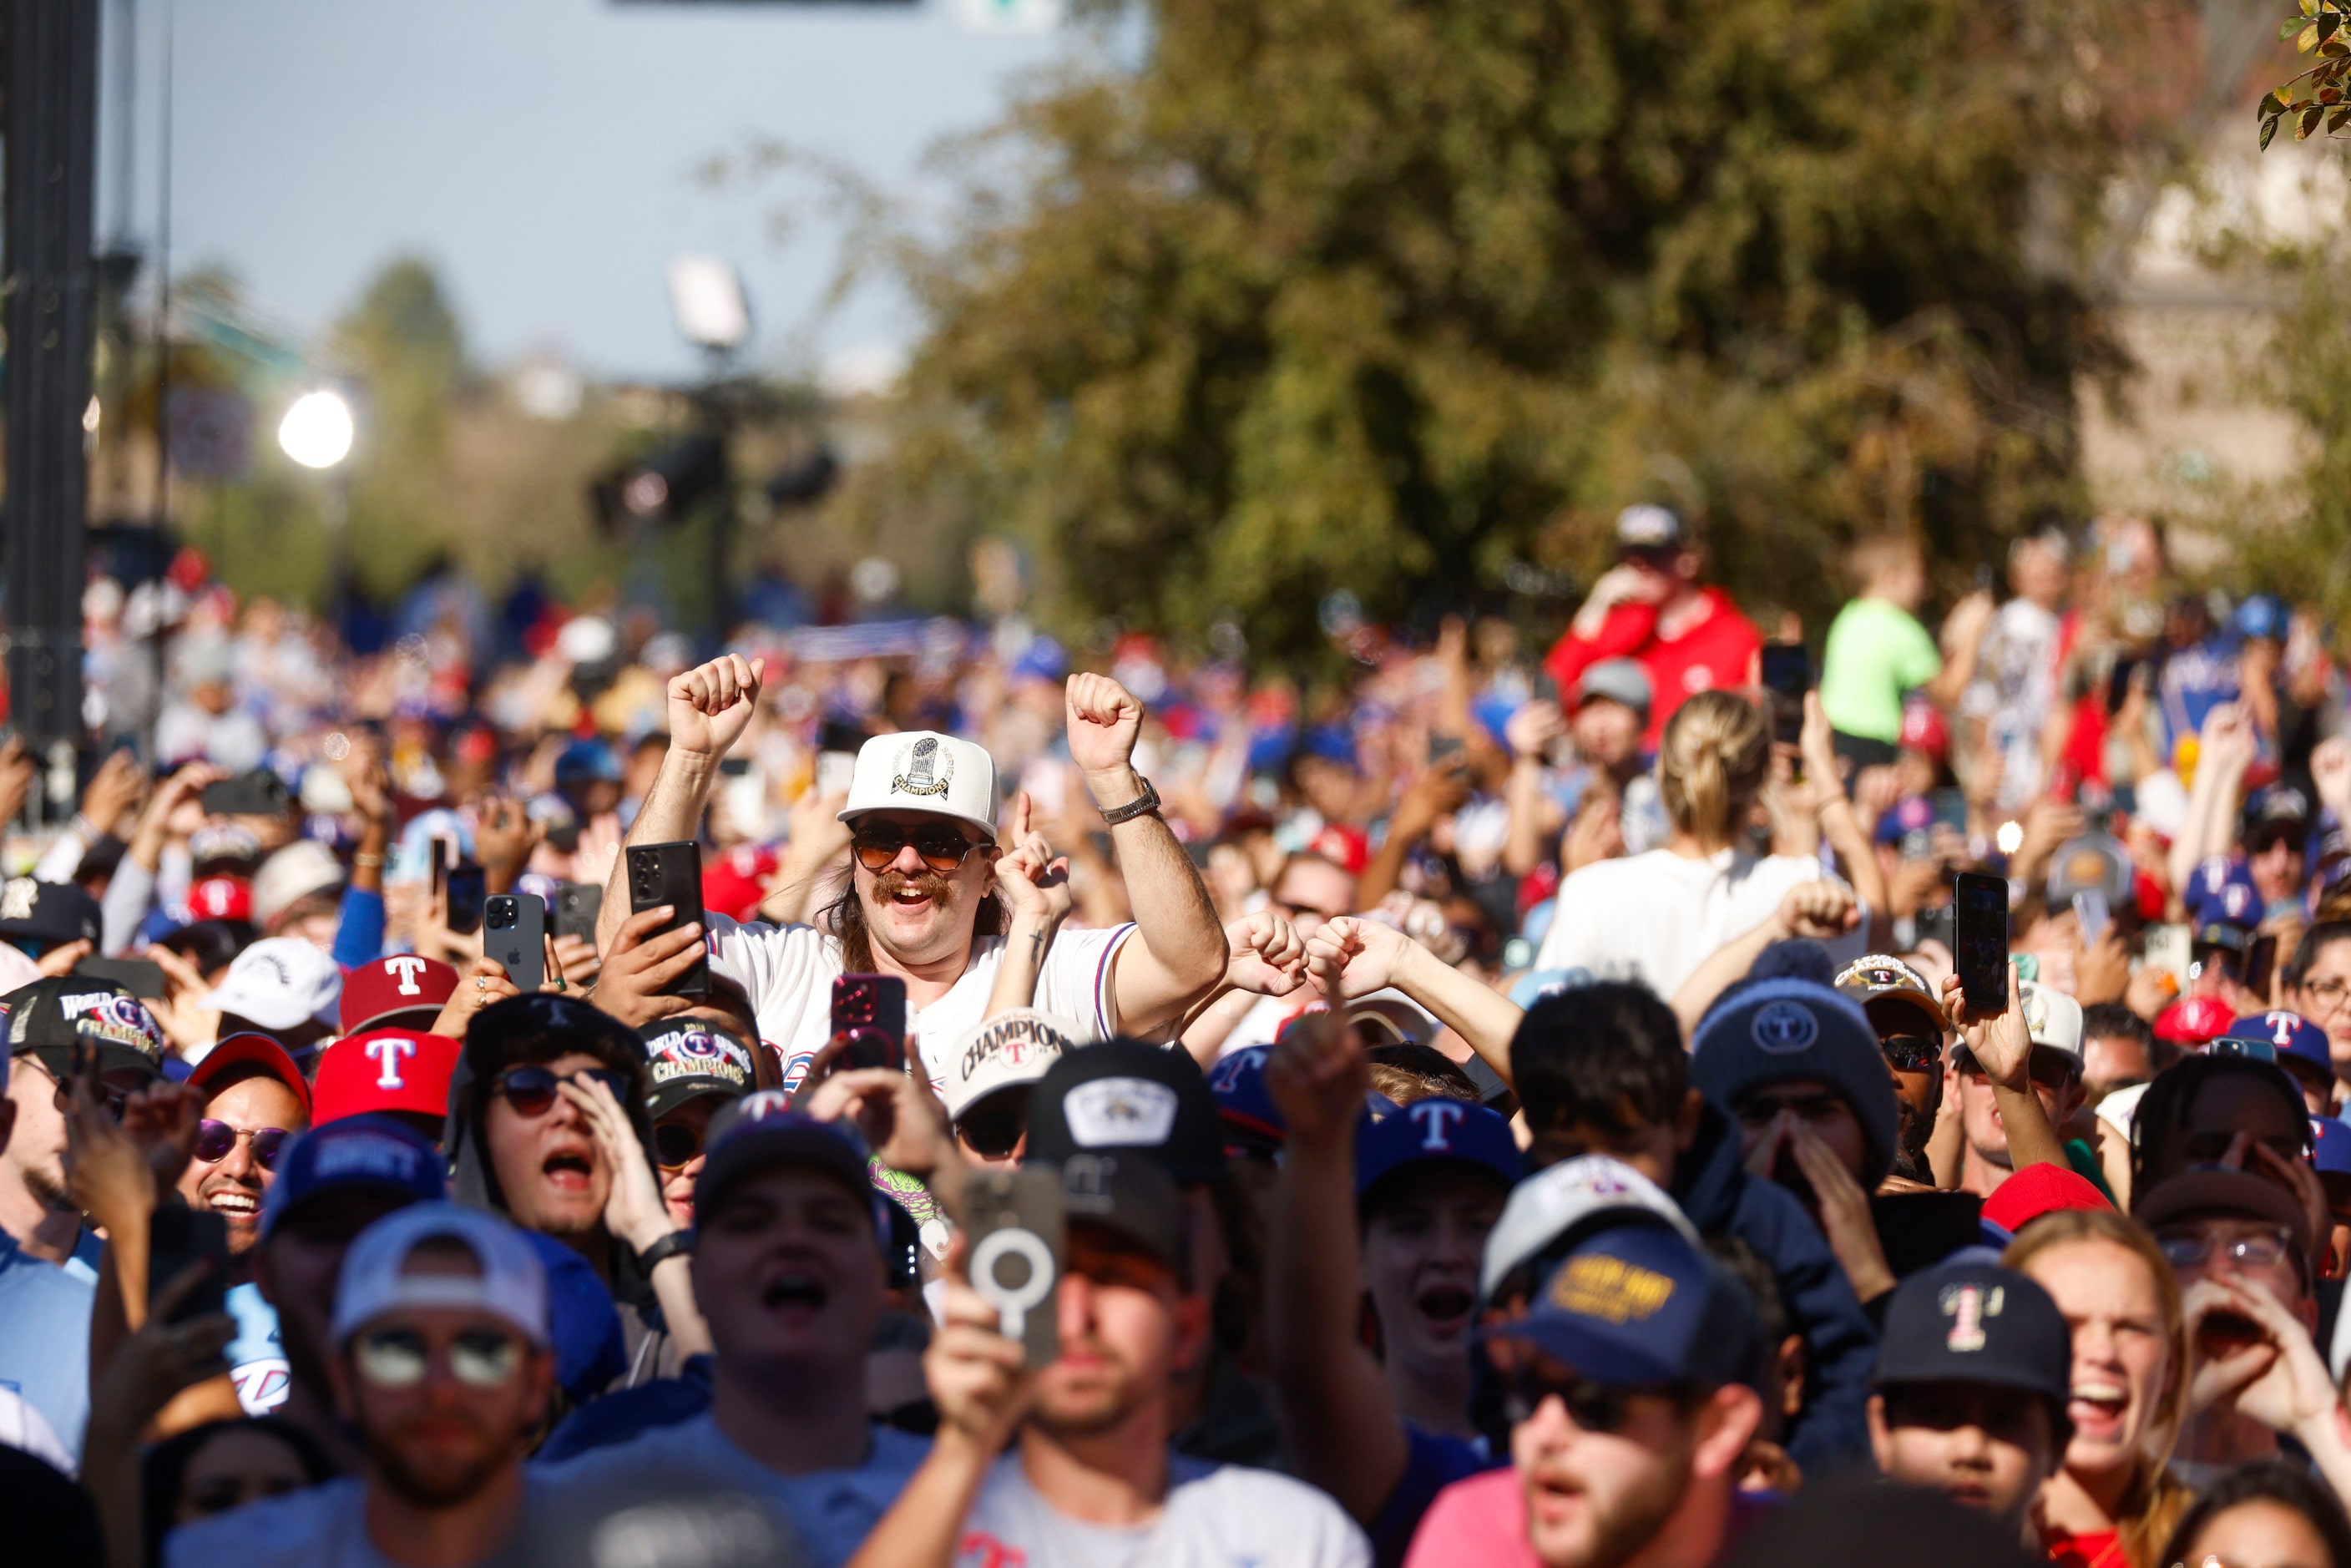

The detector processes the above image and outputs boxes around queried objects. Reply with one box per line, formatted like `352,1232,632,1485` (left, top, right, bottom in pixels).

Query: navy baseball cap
695,1092,877,1221
2222,1012,2331,1085
1355,1097,1520,1202
1205,1046,1285,1154
260,1116,448,1242
2310,1116,2351,1180
1484,1220,1763,1391
1875,1261,2072,1407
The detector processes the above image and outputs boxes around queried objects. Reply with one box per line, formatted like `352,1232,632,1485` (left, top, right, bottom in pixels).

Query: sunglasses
1954,1047,2079,1092
1879,1034,1944,1074
652,1120,705,1171
852,823,984,875
194,1120,290,1171
2156,1225,2293,1271
492,1065,631,1119
955,1098,1029,1161
1489,1349,1680,1434
351,1326,525,1390
27,1056,129,1120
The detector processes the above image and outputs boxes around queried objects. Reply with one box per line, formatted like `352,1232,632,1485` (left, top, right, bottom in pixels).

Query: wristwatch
635,1231,695,1273
1098,775,1162,826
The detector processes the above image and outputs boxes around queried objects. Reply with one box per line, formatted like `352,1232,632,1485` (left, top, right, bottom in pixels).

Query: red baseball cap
312,1030,462,1125
187,875,253,923
702,846,777,925
2154,994,2238,1046
188,1032,313,1119
1980,1162,2111,1235
339,954,459,1035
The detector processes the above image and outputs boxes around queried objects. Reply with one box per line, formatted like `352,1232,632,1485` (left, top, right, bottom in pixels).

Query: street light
278,388,356,621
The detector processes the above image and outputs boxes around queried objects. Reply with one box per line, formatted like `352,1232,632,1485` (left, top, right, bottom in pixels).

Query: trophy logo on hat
892,736,952,799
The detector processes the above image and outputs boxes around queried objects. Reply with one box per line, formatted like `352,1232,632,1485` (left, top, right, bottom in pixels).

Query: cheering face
1868,1383,2059,1529
1509,1369,1705,1568
852,810,997,969
1360,1167,1506,1370
2177,1500,2335,1568
2019,1238,2175,1486
1029,1227,1206,1439
482,1052,611,1241
179,1074,307,1255
690,1167,885,1373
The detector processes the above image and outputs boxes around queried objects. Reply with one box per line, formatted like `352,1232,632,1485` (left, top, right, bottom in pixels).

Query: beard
20,1161,73,1214
1030,1340,1144,1439
1541,1435,1696,1568
365,1415,514,1509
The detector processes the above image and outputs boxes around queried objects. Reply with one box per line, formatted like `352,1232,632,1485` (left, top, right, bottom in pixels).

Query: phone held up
968,1167,1064,1369
831,974,908,1072
1951,870,2010,1015
625,842,710,998
485,894,547,993
1759,643,1811,748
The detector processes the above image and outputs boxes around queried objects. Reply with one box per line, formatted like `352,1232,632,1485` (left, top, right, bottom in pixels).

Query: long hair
2161,1460,2351,1568
2005,1208,2194,1568
815,862,1008,973
1656,690,1769,852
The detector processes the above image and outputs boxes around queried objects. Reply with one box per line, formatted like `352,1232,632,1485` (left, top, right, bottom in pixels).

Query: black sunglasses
652,1120,705,1171
493,1064,631,1119
1879,1034,1944,1074
852,823,985,875
194,1119,290,1171
955,1097,1029,1161
1489,1352,1685,1434
1954,1047,2078,1091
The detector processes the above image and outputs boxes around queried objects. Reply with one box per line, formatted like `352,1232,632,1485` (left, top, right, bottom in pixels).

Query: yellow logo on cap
1549,1254,1676,1324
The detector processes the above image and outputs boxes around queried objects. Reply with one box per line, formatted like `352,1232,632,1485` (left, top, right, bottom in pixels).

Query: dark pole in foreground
5,0,101,807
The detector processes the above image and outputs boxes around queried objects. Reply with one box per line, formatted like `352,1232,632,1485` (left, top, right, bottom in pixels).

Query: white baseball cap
198,936,343,1031
331,1201,549,1348
944,1008,1076,1120
1480,1154,1700,1303
2019,980,2084,1063
253,840,345,928
837,731,998,841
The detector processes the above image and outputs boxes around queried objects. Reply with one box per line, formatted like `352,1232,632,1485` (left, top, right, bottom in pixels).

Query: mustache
870,869,953,904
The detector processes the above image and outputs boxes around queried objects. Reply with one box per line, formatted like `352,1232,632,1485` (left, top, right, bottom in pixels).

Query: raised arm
1304,917,1523,1087
984,794,1074,1020
1065,674,1226,1036
1942,965,2067,1176
1669,880,1859,1037
597,655,763,951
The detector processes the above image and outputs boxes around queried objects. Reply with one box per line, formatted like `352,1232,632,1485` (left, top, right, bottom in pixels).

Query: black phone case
832,974,908,1070
486,894,546,993
149,1205,231,1325
553,882,603,943
626,842,710,997
968,1168,1064,1369
445,862,488,938
199,771,290,817
1952,872,2010,1011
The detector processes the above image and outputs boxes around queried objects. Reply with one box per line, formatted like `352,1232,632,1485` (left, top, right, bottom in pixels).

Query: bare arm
1306,917,1524,1087
983,795,1072,1019
598,656,764,952
1924,592,1995,711
1943,967,2068,1176
1357,755,1471,909
1175,913,1307,1069
1670,882,1859,1038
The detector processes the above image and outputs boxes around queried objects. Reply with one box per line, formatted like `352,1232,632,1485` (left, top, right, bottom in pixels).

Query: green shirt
1819,596,1943,743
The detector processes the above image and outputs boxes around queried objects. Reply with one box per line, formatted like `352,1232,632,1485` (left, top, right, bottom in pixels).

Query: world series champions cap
837,731,999,842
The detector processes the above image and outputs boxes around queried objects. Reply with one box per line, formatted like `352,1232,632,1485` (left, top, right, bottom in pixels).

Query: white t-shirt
705,917,1135,1090
166,1475,553,1568
1531,847,1863,998
955,1450,1372,1568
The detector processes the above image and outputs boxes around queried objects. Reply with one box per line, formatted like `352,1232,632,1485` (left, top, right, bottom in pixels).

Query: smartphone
967,1167,1064,1369
444,861,488,938
832,974,908,1072
1428,733,1465,767
1759,644,1811,746
816,751,857,799
2144,923,2193,992
2247,932,2283,1000
75,956,164,998
553,882,604,944
1952,870,2010,1014
624,842,709,997
199,770,291,818
485,894,546,993
2106,658,2141,716
1871,1191,1984,1277
2072,889,2111,947
719,756,768,838
1531,672,1560,705
148,1204,232,1326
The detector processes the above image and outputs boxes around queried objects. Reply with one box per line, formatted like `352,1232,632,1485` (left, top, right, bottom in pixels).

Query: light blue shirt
0,1230,95,1456
225,1280,291,1414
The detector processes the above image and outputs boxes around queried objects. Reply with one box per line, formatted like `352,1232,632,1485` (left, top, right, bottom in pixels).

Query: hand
1065,672,1146,785
116,1080,204,1196
1941,589,1996,654
474,796,541,893
796,1067,957,1181
153,761,226,818
1561,790,1624,873
147,943,222,1055
79,749,148,838
1390,754,1473,844
1798,691,1839,795
1224,910,1306,998
589,907,705,1028
992,794,1073,929
781,780,852,873
85,1262,236,1442
1888,857,1947,920
36,938,93,979
2013,798,2084,876
552,933,599,989
1784,1115,1897,1302
2315,737,2351,822
666,655,765,761
1302,914,1413,1003
339,735,395,829
562,1075,674,1255
1771,879,1858,942
2074,927,2131,1007
927,1245,1034,1455
1584,563,1669,617
1263,1009,1366,1146
1943,961,2029,1092
2192,1272,2343,1438
2245,1138,2332,1282
0,736,34,824
570,812,623,891
1505,700,1565,761
64,1063,162,1234
2200,701,2257,777
429,955,523,1038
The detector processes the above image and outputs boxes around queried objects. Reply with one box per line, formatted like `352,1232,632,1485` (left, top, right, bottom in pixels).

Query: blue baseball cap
2184,855,2262,928
260,1115,447,1242
554,740,624,787
2235,593,2288,643
2222,1011,2331,1084
2310,1115,2351,1178
1875,1261,2072,1407
1484,1220,1763,1391
1355,1098,1520,1201
1206,1046,1285,1151
696,1093,877,1219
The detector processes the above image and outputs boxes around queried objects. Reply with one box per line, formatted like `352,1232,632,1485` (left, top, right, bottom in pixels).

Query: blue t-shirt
1369,1424,1499,1568
2159,639,2242,751
225,1281,290,1414
0,1231,95,1456
534,1409,928,1568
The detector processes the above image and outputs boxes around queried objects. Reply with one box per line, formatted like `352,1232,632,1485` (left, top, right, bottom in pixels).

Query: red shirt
1545,589,1762,751
2046,1526,2127,1568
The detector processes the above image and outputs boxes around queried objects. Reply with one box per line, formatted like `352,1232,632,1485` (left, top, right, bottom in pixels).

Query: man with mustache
601,655,1228,1088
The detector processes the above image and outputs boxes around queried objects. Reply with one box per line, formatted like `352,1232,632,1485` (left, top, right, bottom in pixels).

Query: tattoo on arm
1028,929,1044,965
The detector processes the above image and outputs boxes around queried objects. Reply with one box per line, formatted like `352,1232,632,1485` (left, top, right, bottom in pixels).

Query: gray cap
1575,658,1653,721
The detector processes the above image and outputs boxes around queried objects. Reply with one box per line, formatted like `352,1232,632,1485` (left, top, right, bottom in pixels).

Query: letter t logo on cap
366,1036,416,1090
1411,1100,1464,1151
387,956,427,997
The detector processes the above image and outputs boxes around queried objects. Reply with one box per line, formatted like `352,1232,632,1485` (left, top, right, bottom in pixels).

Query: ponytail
1656,690,1768,852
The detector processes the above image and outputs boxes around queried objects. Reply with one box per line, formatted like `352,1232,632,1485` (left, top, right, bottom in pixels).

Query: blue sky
101,0,1072,382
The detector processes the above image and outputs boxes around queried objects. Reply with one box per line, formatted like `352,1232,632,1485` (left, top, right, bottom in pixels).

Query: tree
874,0,2126,657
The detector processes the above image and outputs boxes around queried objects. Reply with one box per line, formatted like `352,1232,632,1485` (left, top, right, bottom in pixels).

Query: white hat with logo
944,1009,1077,1121
837,731,999,842
331,1201,549,1348
2019,979,2085,1064
197,936,343,1030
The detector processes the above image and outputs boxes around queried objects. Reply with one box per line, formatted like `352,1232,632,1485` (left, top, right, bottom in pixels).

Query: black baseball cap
1875,1261,2072,1407
2,975,167,1082
695,1092,877,1224
639,1019,756,1120
1024,1039,1226,1184
1055,1151,1190,1276
0,878,101,950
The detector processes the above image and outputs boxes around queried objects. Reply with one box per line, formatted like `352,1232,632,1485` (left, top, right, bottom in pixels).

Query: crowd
3,503,2351,1568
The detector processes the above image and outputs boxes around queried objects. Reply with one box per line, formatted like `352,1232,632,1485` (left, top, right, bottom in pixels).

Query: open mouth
762,1272,829,1315
542,1151,594,1191
205,1191,260,1219
2069,1381,2126,1433
876,874,948,911
1417,1285,1475,1333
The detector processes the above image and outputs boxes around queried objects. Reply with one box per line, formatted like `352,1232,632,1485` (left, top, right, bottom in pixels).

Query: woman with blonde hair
2005,1208,2194,1568
1532,686,1863,994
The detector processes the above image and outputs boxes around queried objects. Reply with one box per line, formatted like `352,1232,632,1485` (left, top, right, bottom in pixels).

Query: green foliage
879,0,2120,657
2258,0,2351,149
2236,252,2351,619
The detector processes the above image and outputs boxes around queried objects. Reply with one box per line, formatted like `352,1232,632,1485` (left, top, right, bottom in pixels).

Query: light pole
278,388,355,626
